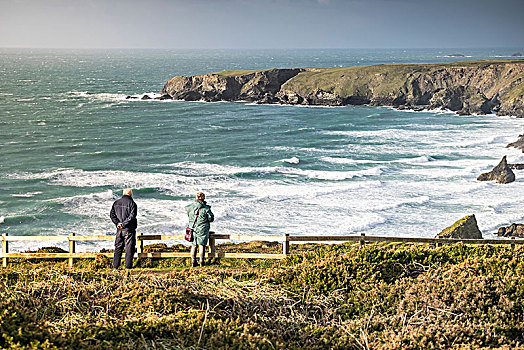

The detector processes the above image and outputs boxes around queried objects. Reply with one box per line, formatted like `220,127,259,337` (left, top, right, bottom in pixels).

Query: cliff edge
161,60,524,117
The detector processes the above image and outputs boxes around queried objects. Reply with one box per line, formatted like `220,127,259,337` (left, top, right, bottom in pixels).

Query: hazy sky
1,0,523,49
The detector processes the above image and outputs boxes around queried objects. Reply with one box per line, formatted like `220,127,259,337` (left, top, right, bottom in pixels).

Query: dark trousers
113,228,136,269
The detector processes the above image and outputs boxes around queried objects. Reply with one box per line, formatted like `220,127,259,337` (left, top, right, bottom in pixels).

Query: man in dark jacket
110,188,138,269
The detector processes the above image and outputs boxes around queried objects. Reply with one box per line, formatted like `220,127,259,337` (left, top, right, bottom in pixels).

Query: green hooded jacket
185,200,214,245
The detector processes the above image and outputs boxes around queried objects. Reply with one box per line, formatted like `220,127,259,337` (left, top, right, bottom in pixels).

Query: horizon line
0,46,523,51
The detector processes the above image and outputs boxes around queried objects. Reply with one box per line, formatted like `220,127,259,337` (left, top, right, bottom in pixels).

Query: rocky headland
161,60,524,117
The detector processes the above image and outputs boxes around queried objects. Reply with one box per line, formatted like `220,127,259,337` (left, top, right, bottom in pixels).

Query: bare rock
506,134,524,152
154,94,172,100
477,156,515,184
497,223,524,238
141,95,151,100
509,163,524,170
437,214,483,239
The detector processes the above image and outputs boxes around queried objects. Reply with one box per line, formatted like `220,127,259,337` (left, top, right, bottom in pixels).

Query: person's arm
110,203,119,226
121,202,137,228
206,208,214,223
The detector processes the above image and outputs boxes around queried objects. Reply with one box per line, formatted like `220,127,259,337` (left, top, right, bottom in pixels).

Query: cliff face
161,68,304,102
161,61,524,117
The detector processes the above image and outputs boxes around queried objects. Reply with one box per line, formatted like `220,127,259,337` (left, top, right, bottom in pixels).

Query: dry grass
1,243,523,349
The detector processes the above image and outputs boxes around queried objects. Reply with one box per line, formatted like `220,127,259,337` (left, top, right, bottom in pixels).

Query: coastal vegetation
2,242,523,349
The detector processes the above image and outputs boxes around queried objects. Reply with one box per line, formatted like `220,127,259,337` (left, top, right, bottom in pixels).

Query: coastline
161,59,524,118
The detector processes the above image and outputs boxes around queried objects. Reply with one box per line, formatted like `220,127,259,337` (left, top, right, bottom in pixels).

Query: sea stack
437,215,483,239
477,156,515,184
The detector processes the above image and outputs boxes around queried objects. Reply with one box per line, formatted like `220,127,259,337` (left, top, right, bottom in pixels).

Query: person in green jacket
185,192,214,267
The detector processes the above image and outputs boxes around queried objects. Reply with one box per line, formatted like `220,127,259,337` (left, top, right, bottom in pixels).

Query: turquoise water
1,48,524,250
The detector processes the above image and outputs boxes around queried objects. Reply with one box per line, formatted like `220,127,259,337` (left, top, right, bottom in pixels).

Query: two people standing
109,189,214,269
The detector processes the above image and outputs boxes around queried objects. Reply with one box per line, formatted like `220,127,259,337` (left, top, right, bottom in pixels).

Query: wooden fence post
360,233,365,246
282,233,290,256
2,233,8,268
209,235,216,258
137,233,143,256
68,233,75,268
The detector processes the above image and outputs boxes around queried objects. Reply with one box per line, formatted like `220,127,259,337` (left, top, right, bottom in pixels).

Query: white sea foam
0,216,4,224
283,166,383,180
11,191,43,198
6,110,524,241
278,157,300,164
67,91,162,102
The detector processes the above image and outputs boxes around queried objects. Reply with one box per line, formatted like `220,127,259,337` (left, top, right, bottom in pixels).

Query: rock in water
506,134,524,152
497,223,524,238
509,163,524,170
511,52,523,57
477,156,515,184
437,214,483,239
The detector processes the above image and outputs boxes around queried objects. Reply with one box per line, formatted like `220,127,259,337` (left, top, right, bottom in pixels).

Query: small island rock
506,134,524,152
497,223,524,238
141,94,151,100
437,214,483,239
154,94,172,100
512,52,523,57
477,156,515,184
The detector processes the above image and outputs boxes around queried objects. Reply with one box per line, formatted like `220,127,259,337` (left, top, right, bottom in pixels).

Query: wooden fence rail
1,232,521,268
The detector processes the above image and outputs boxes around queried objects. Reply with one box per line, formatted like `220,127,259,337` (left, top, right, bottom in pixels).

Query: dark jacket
185,200,214,245
110,195,138,232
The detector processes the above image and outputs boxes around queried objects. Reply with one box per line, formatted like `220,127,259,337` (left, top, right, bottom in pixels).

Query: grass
1,242,524,349
282,60,524,98
213,69,272,77
203,60,524,104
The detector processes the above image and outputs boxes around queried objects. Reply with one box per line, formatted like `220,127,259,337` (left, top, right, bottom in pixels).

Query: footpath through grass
1,242,523,349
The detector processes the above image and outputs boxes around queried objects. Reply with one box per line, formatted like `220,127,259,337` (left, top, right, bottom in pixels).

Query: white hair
123,188,133,197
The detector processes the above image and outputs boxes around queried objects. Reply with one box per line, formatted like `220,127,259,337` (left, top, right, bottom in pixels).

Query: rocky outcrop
507,134,524,152
509,163,524,170
477,156,515,184
161,60,524,117
162,69,304,102
155,94,172,100
497,223,524,238
437,215,483,239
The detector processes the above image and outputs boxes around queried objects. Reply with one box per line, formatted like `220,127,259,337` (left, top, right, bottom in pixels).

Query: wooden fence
1,232,522,268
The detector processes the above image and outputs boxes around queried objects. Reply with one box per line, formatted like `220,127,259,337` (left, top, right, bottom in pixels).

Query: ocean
1,48,524,251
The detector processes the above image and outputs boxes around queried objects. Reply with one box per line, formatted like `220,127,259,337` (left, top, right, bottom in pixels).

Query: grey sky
1,0,523,49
